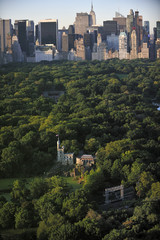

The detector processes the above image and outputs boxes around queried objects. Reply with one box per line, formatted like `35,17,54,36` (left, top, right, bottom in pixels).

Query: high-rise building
126,9,134,52
75,38,86,60
0,19,12,53
144,21,150,34
134,11,143,52
126,9,134,33
62,32,69,52
84,32,93,50
90,3,96,26
58,27,68,51
113,12,126,33
119,32,128,59
157,21,160,39
74,13,91,36
26,20,34,56
14,20,27,53
103,21,117,41
107,34,119,51
38,19,58,48
92,33,107,61
138,42,149,59
130,28,138,59
12,35,24,62
143,21,150,47
68,34,75,50
68,25,75,34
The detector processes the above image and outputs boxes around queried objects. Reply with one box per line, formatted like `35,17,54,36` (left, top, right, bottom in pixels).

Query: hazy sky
0,0,160,33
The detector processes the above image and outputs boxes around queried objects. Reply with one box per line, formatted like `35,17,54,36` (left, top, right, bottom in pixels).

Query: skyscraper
103,21,117,41
130,28,138,59
119,32,128,59
14,20,27,53
26,20,34,56
113,12,126,33
0,19,12,53
144,21,150,34
62,32,69,52
157,21,160,39
74,13,91,36
90,3,96,26
126,9,134,52
38,19,58,48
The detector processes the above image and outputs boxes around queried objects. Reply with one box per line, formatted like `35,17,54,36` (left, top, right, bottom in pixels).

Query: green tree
0,202,16,229
135,171,154,198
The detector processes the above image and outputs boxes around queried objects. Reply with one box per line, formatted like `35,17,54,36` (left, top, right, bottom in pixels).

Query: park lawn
65,177,82,191
0,178,17,191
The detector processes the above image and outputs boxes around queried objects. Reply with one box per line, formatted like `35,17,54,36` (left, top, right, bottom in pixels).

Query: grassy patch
1,228,37,240
64,177,82,191
117,74,128,80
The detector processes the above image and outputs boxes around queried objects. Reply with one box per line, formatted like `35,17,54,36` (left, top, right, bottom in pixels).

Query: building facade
76,155,95,166
74,13,91,36
119,32,128,59
35,45,55,62
0,19,12,52
130,28,138,59
89,3,96,26
38,19,58,48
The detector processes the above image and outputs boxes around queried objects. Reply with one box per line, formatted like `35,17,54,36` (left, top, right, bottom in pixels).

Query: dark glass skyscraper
38,20,58,47
14,20,27,53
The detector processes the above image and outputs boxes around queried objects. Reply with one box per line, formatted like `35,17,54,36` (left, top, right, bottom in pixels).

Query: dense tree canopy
0,59,160,239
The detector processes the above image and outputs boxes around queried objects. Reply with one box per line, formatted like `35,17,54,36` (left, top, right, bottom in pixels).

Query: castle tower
57,136,64,163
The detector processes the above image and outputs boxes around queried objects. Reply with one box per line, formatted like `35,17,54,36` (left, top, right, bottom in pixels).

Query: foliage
0,59,160,239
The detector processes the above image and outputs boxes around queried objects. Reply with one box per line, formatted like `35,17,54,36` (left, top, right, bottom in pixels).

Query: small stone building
76,154,95,166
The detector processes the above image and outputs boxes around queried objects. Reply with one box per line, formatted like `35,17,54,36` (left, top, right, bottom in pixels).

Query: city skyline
0,0,159,34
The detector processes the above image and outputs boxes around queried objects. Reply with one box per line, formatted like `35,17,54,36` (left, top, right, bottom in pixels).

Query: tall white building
119,32,128,59
130,28,138,59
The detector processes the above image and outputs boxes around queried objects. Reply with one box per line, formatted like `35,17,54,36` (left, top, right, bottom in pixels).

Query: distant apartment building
138,42,149,59
92,33,107,60
35,45,55,62
75,38,86,60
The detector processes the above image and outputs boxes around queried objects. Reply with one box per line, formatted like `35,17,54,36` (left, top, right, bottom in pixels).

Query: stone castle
57,137,74,165
57,136,95,166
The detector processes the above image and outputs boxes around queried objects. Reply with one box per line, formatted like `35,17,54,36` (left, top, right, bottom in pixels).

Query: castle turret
57,136,64,163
